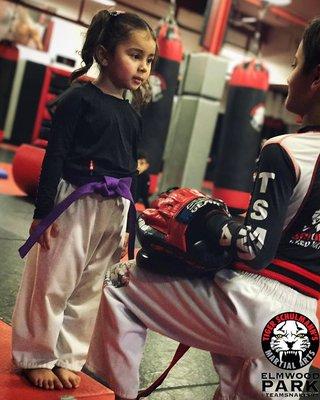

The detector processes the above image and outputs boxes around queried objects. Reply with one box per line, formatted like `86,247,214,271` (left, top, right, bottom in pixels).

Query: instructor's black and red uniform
208,126,320,299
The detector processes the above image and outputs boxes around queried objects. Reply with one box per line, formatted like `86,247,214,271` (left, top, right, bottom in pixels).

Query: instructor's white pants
12,180,129,371
86,260,318,400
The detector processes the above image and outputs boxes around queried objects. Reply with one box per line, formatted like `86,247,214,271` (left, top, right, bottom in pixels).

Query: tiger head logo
262,313,319,370
302,209,320,233
270,321,310,363
311,210,320,232
149,73,167,102
250,103,265,132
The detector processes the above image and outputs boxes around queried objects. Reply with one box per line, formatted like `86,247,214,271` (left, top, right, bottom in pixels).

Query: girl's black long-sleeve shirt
34,82,141,219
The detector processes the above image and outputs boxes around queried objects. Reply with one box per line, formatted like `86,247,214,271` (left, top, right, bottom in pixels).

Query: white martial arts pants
85,260,318,400
12,180,129,371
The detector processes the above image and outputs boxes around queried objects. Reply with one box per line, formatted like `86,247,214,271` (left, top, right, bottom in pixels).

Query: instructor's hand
29,219,59,251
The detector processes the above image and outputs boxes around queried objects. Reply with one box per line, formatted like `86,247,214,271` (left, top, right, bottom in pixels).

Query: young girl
85,18,320,400
12,10,157,390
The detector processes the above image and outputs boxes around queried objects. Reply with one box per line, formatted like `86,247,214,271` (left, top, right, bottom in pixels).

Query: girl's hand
120,232,129,259
29,219,59,251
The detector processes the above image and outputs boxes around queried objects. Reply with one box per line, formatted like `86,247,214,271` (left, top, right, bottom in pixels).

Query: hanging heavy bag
136,187,232,275
140,12,183,174
0,41,19,137
212,60,269,213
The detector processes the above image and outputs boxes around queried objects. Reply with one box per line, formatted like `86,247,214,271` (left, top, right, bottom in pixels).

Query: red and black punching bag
0,41,19,140
212,60,269,213
12,143,45,197
141,4,183,174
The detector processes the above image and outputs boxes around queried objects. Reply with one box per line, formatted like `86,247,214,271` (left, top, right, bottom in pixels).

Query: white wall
117,1,302,86
1,0,303,86
48,17,87,70
0,0,308,124
220,24,303,85
260,25,303,85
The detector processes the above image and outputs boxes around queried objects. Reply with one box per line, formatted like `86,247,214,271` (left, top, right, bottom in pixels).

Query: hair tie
108,10,125,17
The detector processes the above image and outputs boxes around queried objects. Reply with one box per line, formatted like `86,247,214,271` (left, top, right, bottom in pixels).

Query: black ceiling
164,0,208,15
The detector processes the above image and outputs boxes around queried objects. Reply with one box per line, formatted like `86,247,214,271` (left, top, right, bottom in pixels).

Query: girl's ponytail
70,10,110,82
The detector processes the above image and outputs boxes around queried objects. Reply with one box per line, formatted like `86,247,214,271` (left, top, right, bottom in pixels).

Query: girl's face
285,41,315,116
106,30,156,91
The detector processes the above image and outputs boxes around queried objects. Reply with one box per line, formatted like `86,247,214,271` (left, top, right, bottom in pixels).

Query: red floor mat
0,162,26,196
0,321,114,400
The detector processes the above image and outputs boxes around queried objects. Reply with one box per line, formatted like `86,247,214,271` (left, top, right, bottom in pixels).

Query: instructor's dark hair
302,17,320,74
71,10,157,109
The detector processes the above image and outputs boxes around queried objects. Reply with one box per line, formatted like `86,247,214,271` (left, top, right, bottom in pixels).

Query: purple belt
19,176,136,259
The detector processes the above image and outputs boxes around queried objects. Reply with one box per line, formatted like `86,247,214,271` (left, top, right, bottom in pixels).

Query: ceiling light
263,0,292,6
91,0,116,6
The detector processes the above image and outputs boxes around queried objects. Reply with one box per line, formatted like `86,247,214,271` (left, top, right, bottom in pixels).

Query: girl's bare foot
23,368,63,389
53,366,81,388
